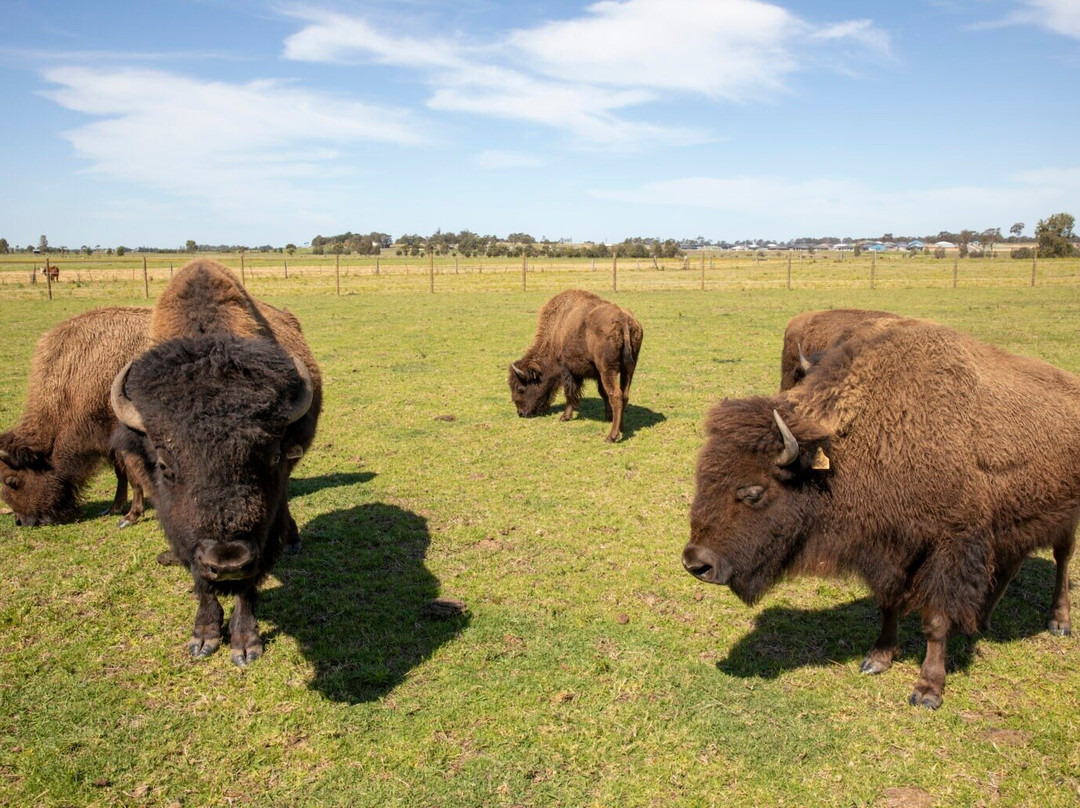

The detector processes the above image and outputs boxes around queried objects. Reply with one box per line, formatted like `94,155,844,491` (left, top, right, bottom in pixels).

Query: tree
285,243,296,255
116,245,127,256
38,234,49,253
1009,222,1024,241
1035,212,1076,258
185,240,197,253
0,238,8,254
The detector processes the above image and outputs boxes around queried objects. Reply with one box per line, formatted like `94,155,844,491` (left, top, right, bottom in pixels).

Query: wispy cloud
591,168,1080,235
1020,0,1080,39
38,66,424,221
282,0,890,148
474,150,543,170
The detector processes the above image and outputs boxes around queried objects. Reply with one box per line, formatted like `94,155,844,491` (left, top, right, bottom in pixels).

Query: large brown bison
0,307,150,527
779,308,901,390
110,259,322,666
509,289,643,442
683,316,1079,709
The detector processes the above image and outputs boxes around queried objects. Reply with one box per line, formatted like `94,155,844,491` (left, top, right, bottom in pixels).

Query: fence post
240,253,246,285
952,256,958,289
870,251,875,290
787,250,793,290
143,256,149,299
335,253,340,296
522,254,527,291
1031,244,1038,287
284,260,288,279
429,250,435,293
613,254,618,292
700,254,705,291
45,257,53,300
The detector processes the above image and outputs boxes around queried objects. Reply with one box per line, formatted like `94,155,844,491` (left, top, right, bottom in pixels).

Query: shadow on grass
288,471,376,497
567,400,665,439
717,557,1060,680
262,501,468,703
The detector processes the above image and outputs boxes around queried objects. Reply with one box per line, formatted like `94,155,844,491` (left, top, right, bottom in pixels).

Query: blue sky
0,0,1077,248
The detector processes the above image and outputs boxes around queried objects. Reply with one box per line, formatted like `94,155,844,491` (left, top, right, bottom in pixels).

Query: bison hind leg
1049,538,1074,636
228,591,263,667
860,605,900,675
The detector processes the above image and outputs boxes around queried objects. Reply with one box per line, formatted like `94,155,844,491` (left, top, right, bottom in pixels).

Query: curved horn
797,342,812,373
286,357,315,424
773,409,800,467
0,449,11,463
511,362,527,380
110,362,147,434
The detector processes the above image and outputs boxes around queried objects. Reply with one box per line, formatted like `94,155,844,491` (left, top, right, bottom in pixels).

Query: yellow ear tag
811,447,831,471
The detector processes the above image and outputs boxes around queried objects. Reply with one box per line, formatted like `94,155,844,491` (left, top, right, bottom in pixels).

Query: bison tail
621,320,637,368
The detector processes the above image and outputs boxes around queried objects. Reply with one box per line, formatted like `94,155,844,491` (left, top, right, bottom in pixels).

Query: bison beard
684,318,1080,709
112,334,314,666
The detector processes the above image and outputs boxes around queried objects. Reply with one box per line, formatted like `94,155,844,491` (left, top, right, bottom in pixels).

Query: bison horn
110,362,147,434
511,362,527,380
797,342,812,373
286,357,315,424
773,409,800,467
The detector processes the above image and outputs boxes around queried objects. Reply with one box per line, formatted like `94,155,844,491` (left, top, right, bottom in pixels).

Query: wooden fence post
284,260,288,279
952,255,958,289
613,254,618,292
45,257,52,300
142,256,149,299
1031,244,1038,287
240,253,246,285
335,253,340,296
522,254,527,291
429,250,435,293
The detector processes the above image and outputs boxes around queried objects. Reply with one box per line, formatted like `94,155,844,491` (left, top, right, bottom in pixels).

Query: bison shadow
288,471,376,497
716,557,1062,680
574,400,666,439
260,501,468,703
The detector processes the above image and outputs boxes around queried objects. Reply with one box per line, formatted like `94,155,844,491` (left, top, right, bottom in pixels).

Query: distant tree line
4,213,1074,261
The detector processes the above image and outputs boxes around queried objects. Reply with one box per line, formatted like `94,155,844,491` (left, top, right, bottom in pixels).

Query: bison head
110,335,314,587
0,434,80,526
682,397,832,604
508,360,559,418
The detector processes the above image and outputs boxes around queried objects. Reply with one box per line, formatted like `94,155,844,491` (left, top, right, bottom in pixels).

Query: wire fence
1,250,1077,301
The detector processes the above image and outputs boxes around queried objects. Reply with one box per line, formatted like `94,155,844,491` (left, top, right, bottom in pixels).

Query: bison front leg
190,589,224,658
228,589,263,667
909,608,949,709
560,372,581,421
860,604,900,675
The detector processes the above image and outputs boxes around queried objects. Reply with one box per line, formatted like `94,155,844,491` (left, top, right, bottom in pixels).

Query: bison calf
684,316,1080,709
0,307,150,527
509,289,643,442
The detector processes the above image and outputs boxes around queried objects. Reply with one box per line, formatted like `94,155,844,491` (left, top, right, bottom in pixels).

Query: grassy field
1,270,1080,806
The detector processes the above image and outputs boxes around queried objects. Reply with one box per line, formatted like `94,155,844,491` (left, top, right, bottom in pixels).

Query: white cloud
1021,0,1080,39
38,66,423,217
282,1,889,147
591,169,1080,236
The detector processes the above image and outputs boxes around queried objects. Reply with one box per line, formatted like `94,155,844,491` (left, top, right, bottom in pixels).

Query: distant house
934,241,956,249
907,240,925,251
864,242,887,252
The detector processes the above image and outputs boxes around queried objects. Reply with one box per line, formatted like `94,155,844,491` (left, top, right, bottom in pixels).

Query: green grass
2,276,1080,806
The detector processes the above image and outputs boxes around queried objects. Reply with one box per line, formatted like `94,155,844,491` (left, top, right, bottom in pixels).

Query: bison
0,307,150,527
110,259,322,666
779,308,901,390
683,316,1079,709
509,289,643,442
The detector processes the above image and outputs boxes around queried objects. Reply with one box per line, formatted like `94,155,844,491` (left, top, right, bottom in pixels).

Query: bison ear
772,410,832,474
0,434,50,471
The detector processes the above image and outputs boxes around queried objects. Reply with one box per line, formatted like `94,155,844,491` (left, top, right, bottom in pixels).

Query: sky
0,0,1077,249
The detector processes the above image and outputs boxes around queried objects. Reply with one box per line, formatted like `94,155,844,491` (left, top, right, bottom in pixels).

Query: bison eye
3,476,17,490
736,485,766,505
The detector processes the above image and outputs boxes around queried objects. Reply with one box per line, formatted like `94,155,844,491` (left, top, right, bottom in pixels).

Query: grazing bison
509,289,643,442
110,259,321,665
0,307,150,527
683,316,1080,708
779,308,901,390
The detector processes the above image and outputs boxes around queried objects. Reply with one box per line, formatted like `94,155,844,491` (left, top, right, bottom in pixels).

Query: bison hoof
117,516,139,529
230,640,264,667
859,656,892,675
907,690,942,710
189,636,221,658
1049,620,1072,637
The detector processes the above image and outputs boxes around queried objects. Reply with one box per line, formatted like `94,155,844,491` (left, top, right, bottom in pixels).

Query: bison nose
682,545,733,585
194,542,258,582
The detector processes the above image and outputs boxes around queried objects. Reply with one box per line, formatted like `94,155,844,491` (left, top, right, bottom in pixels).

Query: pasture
1,266,1079,806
